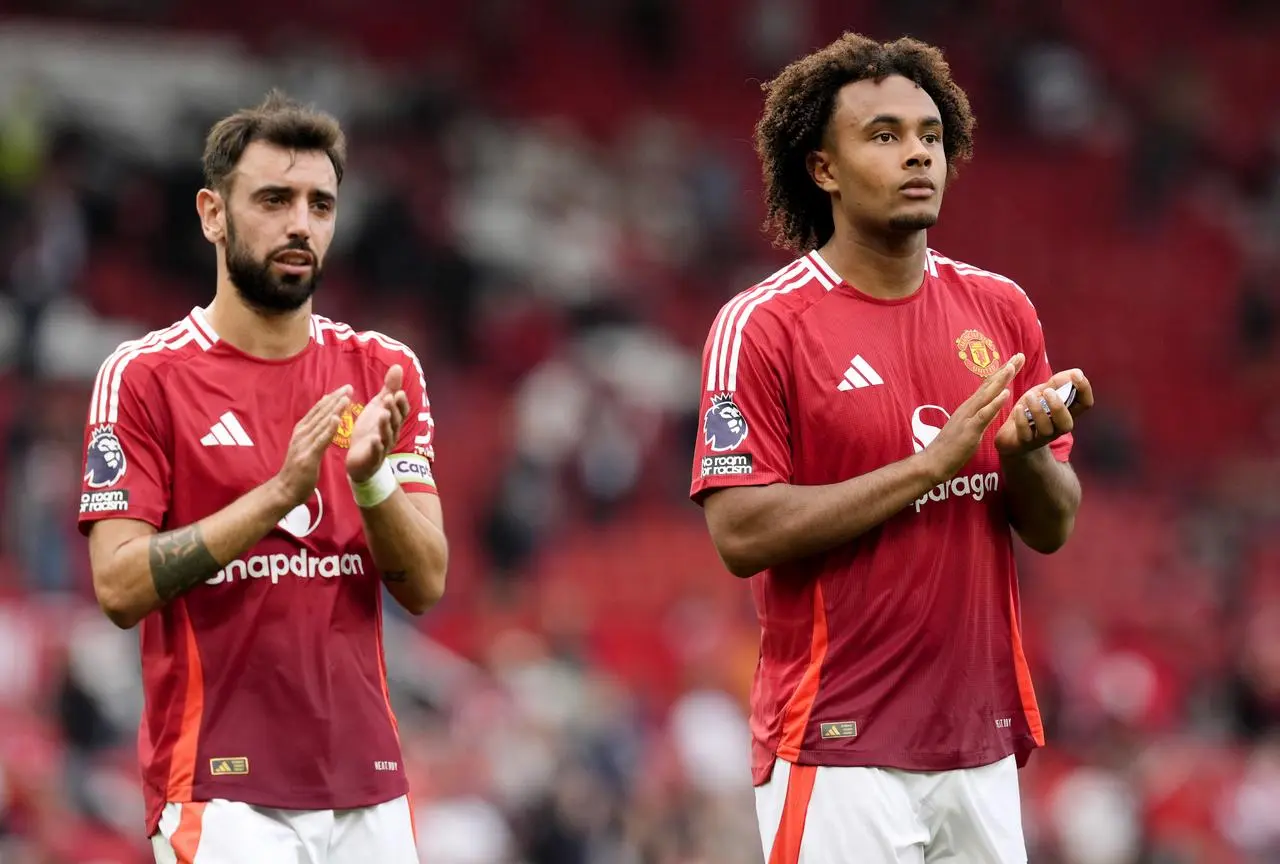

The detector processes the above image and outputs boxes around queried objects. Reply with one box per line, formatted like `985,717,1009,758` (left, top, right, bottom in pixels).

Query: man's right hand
921,354,1024,483
276,386,352,506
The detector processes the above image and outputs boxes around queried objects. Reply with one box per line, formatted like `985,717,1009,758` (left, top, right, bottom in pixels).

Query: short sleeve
386,347,438,495
1007,287,1073,463
78,362,171,534
690,307,793,502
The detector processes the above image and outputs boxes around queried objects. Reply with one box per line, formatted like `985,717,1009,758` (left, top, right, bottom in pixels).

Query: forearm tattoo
149,525,222,601
382,571,408,583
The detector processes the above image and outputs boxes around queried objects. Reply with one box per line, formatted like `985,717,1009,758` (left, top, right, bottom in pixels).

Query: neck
818,222,928,300
206,277,312,359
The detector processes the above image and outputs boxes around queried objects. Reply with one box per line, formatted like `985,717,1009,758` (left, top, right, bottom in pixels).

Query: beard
225,215,322,313
887,211,939,232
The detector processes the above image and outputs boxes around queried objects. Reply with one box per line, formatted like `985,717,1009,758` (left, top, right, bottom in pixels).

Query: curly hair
754,33,976,252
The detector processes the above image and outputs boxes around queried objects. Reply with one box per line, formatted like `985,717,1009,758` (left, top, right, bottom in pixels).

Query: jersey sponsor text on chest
913,471,1000,513
205,549,365,586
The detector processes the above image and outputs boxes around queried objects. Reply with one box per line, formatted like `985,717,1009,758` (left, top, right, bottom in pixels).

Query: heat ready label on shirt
820,721,859,739
209,757,249,776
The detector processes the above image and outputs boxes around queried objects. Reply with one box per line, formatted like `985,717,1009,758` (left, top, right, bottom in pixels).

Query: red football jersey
78,307,438,834
690,250,1072,786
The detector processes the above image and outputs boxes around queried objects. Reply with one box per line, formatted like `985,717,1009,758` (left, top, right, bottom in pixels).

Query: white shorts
150,795,417,864
756,756,1026,864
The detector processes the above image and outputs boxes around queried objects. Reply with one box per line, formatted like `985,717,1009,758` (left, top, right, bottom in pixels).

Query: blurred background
0,0,1278,861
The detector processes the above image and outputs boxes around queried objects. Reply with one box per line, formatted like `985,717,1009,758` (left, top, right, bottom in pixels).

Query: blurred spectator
6,128,88,378
1124,55,1214,229
1011,11,1105,146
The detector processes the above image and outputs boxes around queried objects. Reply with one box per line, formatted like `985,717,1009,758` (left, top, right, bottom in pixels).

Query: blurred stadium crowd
0,0,1279,861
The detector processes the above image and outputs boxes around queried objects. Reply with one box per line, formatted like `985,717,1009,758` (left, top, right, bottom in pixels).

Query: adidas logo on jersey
836,355,884,391
200,411,254,447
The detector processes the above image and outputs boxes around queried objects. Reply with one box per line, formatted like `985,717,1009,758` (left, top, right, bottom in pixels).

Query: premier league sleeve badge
84,425,128,488
703,393,749,452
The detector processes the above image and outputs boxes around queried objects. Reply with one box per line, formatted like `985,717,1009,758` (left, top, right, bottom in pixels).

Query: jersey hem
753,737,1038,785
78,510,164,537
690,471,785,504
145,779,411,834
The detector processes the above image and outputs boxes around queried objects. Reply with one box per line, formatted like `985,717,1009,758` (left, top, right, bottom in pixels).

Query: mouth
899,178,936,199
272,251,315,274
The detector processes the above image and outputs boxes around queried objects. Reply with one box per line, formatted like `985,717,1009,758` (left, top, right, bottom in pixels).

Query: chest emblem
955,329,1001,378
332,403,365,448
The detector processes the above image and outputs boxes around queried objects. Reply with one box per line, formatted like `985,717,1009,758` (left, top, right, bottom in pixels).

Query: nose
286,198,312,241
904,137,932,170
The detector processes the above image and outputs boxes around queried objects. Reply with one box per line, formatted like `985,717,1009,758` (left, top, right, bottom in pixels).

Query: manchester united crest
955,329,1001,377
332,403,364,448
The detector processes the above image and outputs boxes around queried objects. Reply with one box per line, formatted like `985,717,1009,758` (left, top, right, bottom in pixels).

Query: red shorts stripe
171,802,206,863
767,763,817,864
407,791,418,846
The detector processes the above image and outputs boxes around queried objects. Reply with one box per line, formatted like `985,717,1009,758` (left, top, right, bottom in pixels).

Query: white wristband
350,460,397,508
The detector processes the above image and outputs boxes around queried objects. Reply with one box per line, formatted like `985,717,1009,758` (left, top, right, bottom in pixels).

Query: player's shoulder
93,311,211,388
711,251,841,339
310,315,424,369
927,249,1036,311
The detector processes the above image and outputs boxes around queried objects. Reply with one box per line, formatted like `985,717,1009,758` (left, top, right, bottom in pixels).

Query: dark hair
754,33,976,252
202,89,347,192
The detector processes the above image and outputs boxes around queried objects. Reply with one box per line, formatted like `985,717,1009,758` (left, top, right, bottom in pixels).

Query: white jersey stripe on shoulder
949,262,1018,286
91,322,189,422
926,250,939,277
931,253,1037,323
705,259,806,393
90,323,189,425
708,259,808,393
187,307,219,346
725,267,817,391
807,250,841,287
948,262,1030,304
105,329,195,423
799,255,835,292
931,252,1020,288
186,319,212,351
805,255,834,291
90,328,161,425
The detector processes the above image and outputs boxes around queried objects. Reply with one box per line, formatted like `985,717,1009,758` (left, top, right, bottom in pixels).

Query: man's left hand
346,364,412,483
995,368,1094,458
